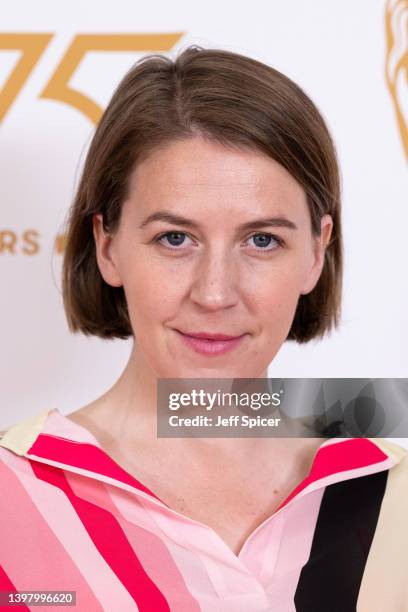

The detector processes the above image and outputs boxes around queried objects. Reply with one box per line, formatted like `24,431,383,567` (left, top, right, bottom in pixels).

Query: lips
176,331,244,340
173,329,247,356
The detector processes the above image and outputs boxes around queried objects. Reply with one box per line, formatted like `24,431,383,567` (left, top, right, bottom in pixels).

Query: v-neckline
39,408,286,567
40,409,396,560
1,407,399,569
49,409,300,560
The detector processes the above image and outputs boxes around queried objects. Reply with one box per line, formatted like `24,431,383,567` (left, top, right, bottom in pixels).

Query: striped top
0,408,407,612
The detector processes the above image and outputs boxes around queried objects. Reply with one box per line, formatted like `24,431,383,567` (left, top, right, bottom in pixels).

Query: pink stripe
28,434,165,503
138,502,267,599
239,507,287,583
1,450,135,611
0,459,102,610
65,470,201,612
275,438,388,511
0,564,30,611
105,485,221,607
296,455,394,497
30,460,170,611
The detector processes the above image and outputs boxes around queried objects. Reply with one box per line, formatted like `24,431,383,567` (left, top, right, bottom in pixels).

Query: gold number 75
0,33,183,124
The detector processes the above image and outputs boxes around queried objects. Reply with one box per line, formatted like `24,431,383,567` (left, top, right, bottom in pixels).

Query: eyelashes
153,230,285,253
154,231,188,249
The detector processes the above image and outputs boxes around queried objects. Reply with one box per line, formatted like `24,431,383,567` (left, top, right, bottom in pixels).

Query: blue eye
154,231,283,252
249,233,282,250
155,231,192,249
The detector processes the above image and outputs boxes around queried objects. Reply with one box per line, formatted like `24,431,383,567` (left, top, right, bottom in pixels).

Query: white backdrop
0,0,407,433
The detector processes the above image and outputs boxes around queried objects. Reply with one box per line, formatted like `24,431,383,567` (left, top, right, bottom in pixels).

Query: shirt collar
1,407,406,512
0,407,165,503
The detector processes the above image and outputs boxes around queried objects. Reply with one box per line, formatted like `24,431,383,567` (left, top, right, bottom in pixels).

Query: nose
189,246,239,311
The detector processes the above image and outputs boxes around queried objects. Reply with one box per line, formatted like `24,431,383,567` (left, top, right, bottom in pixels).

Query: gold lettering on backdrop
0,230,64,254
0,230,39,254
22,230,40,255
0,230,18,253
385,0,408,160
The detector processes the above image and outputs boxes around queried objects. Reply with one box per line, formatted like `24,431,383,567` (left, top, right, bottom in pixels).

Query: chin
176,363,258,379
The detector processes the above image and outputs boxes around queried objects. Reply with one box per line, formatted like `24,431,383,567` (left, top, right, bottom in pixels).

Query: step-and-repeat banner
1,0,407,434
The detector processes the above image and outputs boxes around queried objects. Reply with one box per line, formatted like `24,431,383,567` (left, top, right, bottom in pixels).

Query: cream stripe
0,408,53,454
357,454,408,611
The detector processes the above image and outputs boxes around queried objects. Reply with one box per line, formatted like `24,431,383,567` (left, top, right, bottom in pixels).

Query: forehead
125,137,308,218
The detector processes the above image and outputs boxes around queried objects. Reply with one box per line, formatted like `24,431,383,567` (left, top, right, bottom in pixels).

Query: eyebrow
139,210,298,231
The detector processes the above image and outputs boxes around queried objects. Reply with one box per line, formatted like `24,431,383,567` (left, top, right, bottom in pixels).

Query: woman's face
94,136,332,379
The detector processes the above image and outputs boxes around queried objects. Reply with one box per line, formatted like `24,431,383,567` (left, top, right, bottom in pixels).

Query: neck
87,341,324,462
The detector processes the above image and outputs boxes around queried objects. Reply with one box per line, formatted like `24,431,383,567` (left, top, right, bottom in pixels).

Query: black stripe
294,470,388,612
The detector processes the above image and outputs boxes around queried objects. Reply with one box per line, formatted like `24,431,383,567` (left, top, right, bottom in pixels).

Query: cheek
253,269,304,339
252,265,305,308
121,260,182,329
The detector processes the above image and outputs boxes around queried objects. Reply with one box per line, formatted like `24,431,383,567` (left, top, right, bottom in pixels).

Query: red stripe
29,460,170,612
27,434,165,503
276,438,388,511
0,565,30,610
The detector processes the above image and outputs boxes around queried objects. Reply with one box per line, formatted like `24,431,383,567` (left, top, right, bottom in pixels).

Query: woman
1,46,407,612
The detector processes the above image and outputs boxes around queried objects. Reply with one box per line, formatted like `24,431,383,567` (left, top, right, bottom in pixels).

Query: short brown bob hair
62,45,342,344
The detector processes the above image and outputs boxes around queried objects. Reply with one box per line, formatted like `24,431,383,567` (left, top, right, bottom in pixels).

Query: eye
248,233,283,251
154,231,193,250
153,231,284,252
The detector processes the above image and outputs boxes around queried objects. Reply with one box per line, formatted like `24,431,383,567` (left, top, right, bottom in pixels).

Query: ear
300,214,333,295
93,213,123,287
